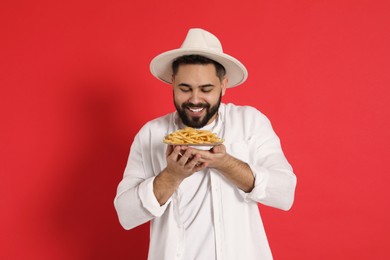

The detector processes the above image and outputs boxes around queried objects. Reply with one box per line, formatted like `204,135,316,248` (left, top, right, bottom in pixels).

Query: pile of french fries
163,127,224,145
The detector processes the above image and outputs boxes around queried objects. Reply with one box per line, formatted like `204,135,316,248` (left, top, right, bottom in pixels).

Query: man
114,28,297,260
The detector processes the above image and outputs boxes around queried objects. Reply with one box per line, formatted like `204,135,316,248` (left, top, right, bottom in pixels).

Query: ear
171,75,175,85
171,75,176,91
221,77,228,96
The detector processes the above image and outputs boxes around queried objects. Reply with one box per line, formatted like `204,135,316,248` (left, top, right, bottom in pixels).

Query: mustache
182,102,210,109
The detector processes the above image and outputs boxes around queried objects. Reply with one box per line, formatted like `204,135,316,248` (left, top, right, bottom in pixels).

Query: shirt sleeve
236,110,297,211
114,132,171,230
138,176,172,216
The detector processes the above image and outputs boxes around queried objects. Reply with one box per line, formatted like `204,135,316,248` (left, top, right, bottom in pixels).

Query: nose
188,89,202,104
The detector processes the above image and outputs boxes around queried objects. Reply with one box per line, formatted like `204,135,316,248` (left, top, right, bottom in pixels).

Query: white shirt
114,103,297,260
177,114,221,259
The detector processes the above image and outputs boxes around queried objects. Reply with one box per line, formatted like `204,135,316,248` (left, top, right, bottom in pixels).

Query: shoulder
222,103,274,141
223,103,270,123
137,112,173,139
143,113,172,128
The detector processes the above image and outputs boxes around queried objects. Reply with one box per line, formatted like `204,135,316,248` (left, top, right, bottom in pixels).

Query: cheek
173,92,188,105
206,93,220,104
174,90,197,103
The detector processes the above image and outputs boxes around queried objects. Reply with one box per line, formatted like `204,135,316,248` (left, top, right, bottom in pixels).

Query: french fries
163,127,224,145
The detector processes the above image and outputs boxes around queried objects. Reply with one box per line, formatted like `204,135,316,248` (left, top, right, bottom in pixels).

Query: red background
1,0,389,259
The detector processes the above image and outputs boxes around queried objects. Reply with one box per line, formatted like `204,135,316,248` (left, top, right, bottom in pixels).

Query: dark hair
172,55,226,82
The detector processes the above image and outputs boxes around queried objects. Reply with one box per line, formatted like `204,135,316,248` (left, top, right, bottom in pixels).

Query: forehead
174,64,218,78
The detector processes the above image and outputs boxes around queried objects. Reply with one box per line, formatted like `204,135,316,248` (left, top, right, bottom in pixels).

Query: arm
247,133,297,211
194,145,255,193
195,139,296,211
193,109,297,211
114,136,206,230
114,134,161,230
244,113,297,211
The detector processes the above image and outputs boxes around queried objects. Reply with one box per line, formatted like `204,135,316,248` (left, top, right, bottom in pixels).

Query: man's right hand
166,145,207,180
153,145,207,205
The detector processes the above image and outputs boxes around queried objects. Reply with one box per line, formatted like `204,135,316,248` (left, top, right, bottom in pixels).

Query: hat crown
180,28,223,53
150,28,247,88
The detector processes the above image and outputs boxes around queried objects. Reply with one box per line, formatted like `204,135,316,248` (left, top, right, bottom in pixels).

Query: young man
114,28,297,260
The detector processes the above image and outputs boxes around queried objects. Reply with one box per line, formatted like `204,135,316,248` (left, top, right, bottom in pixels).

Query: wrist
159,168,184,187
153,168,183,206
214,153,232,171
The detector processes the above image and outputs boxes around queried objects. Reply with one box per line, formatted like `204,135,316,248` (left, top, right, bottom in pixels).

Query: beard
174,92,222,129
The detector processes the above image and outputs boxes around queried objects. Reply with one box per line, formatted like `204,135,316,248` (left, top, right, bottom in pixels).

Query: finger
194,150,212,162
179,145,189,151
186,154,201,168
211,144,226,154
166,145,174,157
178,148,194,165
197,157,206,163
178,146,188,156
168,146,182,161
175,146,188,157
193,161,208,172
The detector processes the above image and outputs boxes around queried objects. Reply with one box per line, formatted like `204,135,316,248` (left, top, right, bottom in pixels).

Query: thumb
212,144,225,153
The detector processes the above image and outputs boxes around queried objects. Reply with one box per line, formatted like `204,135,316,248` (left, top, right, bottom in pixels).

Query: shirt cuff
238,165,270,202
138,176,171,217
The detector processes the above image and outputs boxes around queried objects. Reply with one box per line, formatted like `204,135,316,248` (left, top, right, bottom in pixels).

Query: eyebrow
178,83,215,88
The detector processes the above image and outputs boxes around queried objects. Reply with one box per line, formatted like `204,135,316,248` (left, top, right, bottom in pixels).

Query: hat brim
150,48,248,88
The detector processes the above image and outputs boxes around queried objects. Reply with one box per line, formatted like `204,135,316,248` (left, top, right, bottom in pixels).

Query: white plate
163,141,223,150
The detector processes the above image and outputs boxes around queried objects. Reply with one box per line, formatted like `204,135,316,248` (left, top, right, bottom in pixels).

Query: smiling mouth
188,107,204,113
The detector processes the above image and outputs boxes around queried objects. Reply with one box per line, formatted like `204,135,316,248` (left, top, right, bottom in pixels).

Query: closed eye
177,83,214,93
179,87,191,93
200,84,215,92
201,87,213,93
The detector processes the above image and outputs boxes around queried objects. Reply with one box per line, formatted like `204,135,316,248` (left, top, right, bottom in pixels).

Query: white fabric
176,113,220,260
114,103,297,260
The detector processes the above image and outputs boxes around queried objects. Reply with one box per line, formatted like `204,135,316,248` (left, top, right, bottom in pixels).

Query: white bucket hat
150,28,248,88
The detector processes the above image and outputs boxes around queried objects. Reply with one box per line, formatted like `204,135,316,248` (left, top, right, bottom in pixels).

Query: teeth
189,107,203,112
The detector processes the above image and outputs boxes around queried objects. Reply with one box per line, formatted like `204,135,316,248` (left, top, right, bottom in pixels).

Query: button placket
210,170,223,259
173,190,185,259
